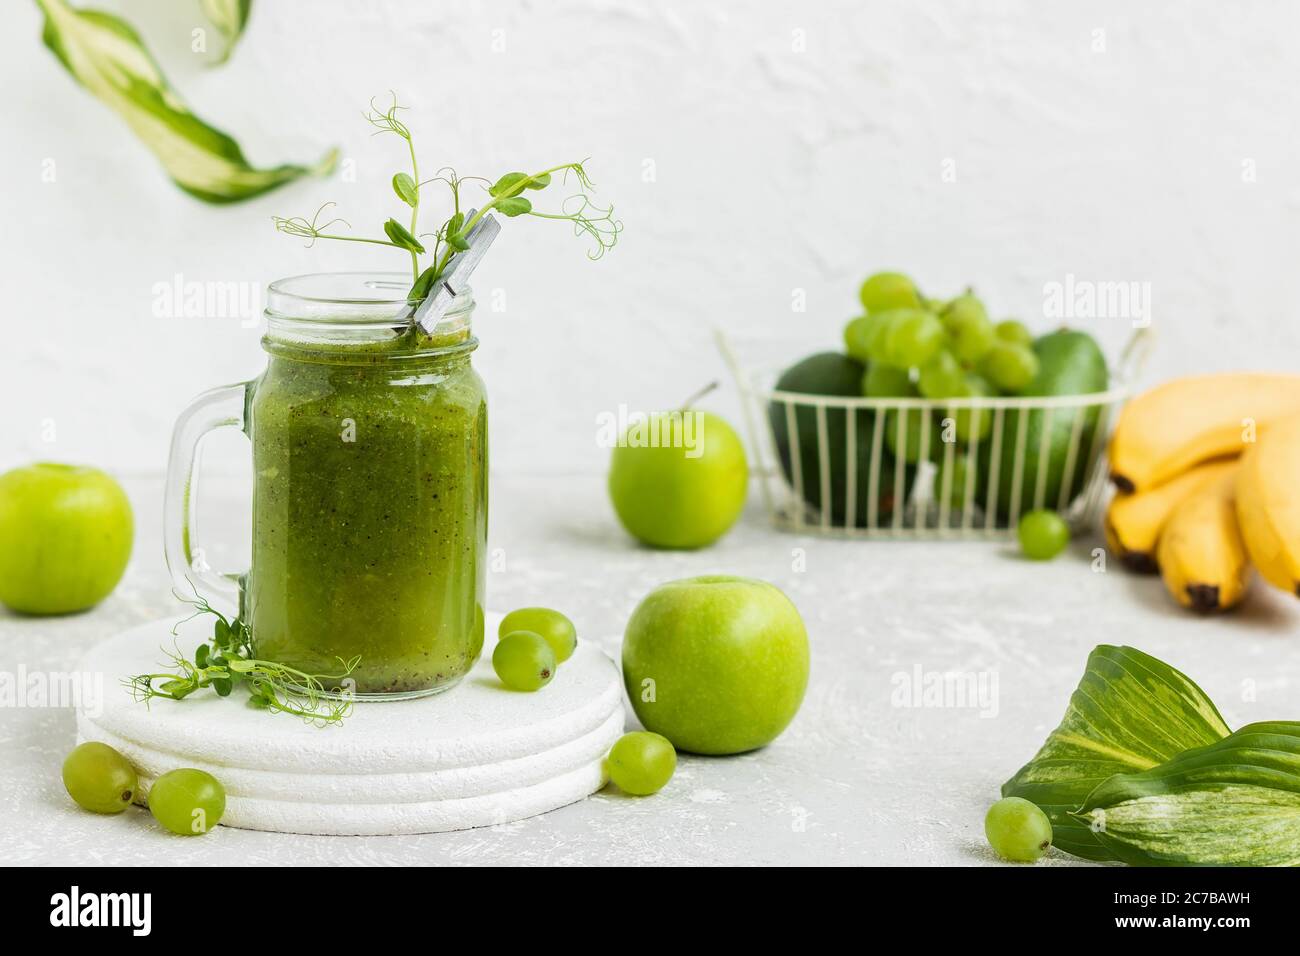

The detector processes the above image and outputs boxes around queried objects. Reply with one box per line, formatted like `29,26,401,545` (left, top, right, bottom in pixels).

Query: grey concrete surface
3,473,1296,866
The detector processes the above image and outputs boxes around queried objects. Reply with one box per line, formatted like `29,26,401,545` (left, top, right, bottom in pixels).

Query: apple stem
680,381,719,411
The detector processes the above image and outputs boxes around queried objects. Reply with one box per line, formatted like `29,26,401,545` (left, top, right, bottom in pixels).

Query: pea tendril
272,92,621,302
123,592,359,726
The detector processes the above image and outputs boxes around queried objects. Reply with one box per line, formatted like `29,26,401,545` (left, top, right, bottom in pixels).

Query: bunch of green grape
843,272,1041,506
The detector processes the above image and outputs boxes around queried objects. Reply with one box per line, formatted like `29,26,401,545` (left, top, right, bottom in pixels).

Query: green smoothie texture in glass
246,330,487,696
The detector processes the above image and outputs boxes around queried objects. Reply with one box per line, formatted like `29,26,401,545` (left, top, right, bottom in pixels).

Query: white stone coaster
75,613,624,835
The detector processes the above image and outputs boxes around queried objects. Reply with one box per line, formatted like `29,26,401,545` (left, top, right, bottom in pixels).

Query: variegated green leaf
200,0,251,65
1078,722,1300,866
36,0,334,203
1001,645,1231,861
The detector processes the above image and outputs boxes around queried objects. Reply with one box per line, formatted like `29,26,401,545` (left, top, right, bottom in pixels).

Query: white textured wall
5,0,1300,478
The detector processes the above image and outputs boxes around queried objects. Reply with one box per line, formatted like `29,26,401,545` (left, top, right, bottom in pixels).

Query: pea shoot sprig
123,593,359,726
273,94,621,304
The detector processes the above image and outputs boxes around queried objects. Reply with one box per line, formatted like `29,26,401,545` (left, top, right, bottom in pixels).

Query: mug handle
163,382,251,612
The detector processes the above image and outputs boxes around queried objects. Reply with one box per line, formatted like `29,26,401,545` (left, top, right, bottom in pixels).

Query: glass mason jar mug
164,273,488,699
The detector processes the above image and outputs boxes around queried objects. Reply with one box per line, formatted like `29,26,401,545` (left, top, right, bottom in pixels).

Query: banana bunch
1105,373,1300,612
1237,415,1300,597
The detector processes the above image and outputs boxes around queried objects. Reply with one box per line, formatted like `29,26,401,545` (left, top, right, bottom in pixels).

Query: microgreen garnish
273,93,621,303
124,592,359,726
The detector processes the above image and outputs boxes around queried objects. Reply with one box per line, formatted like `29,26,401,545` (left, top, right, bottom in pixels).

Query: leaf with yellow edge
1001,645,1231,861
36,0,334,203
1078,722,1300,866
200,0,252,65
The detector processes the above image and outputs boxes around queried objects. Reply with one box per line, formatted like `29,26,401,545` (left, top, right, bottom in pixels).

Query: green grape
942,294,995,363
945,373,994,443
493,630,557,691
148,768,225,836
933,452,975,510
62,741,138,814
843,314,892,363
942,292,987,324
606,731,677,796
869,310,910,363
884,409,940,463
1017,509,1070,560
499,607,577,663
994,318,1033,346
859,271,920,314
843,315,871,362
917,350,964,399
980,341,1040,393
861,362,915,398
985,797,1053,862
883,309,944,367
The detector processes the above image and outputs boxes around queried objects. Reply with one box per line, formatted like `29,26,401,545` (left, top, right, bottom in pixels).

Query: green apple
0,463,133,615
608,411,748,549
622,575,809,754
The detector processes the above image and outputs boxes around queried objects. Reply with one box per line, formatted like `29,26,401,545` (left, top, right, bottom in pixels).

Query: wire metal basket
717,329,1147,540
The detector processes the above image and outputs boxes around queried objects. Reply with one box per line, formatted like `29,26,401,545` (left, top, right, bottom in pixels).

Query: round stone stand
75,613,624,835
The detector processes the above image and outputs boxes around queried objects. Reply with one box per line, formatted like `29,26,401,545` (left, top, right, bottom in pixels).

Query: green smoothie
245,330,487,697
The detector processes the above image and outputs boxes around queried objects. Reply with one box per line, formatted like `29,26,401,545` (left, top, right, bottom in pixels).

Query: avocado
978,329,1109,520
768,352,911,525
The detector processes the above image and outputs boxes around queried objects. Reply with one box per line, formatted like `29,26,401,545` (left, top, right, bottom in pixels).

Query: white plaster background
4,0,1300,477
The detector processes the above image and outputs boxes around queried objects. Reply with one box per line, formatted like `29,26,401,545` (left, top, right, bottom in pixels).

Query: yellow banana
1235,414,1300,597
1105,458,1237,573
1156,469,1251,613
1109,373,1300,493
